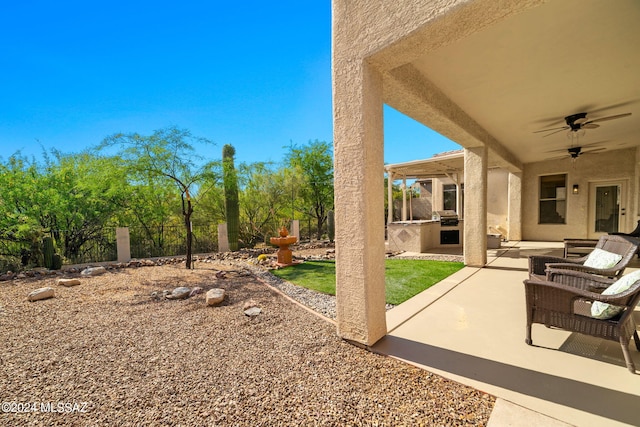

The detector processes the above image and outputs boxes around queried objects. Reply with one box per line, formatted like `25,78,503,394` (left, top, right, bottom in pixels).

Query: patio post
508,172,522,241
463,146,488,266
401,177,407,221
387,170,394,224
333,57,387,345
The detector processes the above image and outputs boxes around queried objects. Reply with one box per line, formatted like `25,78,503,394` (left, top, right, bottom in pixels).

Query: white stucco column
333,60,387,346
507,171,522,241
387,171,394,224
463,147,487,267
401,178,407,221
116,227,131,263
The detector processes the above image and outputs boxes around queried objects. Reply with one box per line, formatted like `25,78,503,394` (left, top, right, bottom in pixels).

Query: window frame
538,174,567,224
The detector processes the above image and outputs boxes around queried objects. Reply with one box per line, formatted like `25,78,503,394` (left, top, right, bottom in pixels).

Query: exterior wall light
572,184,579,195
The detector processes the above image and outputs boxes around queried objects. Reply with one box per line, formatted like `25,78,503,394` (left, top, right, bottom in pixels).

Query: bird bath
270,227,298,266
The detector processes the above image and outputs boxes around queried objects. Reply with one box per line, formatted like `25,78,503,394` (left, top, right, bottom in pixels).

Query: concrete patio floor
374,241,640,427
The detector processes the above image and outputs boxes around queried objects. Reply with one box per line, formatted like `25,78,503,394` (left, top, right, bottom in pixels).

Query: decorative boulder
206,288,225,306
243,300,261,316
244,307,262,317
81,266,107,276
190,287,204,297
57,278,81,287
28,287,55,302
166,287,191,300
243,300,260,310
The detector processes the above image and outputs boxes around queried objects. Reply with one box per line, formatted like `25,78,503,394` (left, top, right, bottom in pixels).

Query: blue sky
0,1,459,166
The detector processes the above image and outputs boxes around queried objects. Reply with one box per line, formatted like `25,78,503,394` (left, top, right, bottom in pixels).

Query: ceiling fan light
567,128,585,139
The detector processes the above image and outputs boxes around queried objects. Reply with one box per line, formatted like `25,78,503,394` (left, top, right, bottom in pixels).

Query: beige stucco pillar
507,171,522,241
387,171,394,224
116,227,131,263
401,178,407,221
463,147,487,266
333,60,387,346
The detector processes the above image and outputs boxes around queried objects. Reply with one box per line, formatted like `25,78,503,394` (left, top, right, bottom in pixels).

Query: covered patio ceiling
380,0,640,166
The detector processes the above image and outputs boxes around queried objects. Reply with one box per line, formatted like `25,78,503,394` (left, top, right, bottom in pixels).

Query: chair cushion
591,270,640,319
583,248,623,269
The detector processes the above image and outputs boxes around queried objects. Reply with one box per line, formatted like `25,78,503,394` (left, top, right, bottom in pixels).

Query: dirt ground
0,261,494,426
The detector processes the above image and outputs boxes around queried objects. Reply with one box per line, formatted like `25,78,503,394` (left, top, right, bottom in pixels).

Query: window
443,184,464,213
539,174,566,224
443,184,456,211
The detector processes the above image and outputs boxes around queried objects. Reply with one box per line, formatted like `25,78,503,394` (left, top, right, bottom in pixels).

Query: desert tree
288,140,334,240
100,126,217,268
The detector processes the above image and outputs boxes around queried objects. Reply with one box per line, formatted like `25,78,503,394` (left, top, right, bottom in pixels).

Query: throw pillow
591,270,640,319
583,248,623,269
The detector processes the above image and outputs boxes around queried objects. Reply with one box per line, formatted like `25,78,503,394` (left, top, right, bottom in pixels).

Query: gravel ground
0,261,494,426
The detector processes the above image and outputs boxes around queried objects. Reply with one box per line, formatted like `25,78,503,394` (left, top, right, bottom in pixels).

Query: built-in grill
435,210,459,227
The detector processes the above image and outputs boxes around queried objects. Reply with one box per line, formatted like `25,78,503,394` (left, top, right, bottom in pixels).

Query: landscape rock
166,287,191,300
244,306,262,317
81,266,107,276
206,288,225,306
243,300,259,310
190,286,204,297
0,273,14,281
27,287,55,302
57,278,81,287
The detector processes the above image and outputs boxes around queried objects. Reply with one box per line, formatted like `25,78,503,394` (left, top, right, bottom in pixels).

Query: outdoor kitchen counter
387,220,464,253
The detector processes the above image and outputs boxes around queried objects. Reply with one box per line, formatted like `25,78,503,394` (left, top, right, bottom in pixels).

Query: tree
222,144,240,251
0,151,138,267
237,162,289,246
101,126,216,269
41,152,135,262
288,140,334,240
0,154,43,269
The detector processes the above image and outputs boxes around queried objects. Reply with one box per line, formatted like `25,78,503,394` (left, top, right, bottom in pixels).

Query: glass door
588,181,625,238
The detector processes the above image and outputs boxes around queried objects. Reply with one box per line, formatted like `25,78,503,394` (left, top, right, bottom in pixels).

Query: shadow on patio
374,241,640,427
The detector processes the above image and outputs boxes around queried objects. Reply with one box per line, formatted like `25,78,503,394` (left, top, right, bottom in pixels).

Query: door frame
587,179,628,239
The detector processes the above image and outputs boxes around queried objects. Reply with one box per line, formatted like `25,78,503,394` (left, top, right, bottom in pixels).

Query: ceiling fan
545,142,606,161
534,111,632,137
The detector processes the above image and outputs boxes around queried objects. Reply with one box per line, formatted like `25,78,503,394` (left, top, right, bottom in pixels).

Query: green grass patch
271,259,464,305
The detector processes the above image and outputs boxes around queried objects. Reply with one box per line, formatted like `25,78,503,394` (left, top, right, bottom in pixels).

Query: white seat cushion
591,270,640,319
583,248,623,269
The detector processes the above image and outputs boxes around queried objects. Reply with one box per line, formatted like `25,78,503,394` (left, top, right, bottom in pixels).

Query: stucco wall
522,147,638,240
487,169,509,233
430,170,509,232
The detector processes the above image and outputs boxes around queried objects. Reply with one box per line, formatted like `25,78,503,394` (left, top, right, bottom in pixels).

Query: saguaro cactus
52,254,63,270
42,236,55,269
327,210,335,243
42,236,63,270
222,144,240,251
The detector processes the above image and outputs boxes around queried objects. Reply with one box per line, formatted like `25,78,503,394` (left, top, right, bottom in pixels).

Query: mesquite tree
288,140,333,240
222,144,240,251
101,126,216,269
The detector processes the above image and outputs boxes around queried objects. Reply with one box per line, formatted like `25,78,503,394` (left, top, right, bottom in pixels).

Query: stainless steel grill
435,210,459,226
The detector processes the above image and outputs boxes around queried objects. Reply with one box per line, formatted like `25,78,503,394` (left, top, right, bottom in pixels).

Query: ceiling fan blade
533,126,568,133
582,123,600,129
583,147,606,153
585,112,632,124
541,128,569,137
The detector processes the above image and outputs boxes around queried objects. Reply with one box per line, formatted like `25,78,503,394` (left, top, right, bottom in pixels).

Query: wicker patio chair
610,219,640,258
523,269,640,373
528,234,639,281
610,219,640,239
